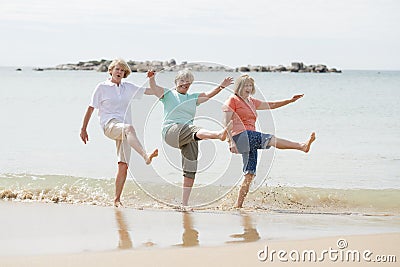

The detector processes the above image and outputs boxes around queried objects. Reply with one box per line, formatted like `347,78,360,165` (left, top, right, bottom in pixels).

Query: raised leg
195,121,232,141
268,132,316,153
124,125,158,164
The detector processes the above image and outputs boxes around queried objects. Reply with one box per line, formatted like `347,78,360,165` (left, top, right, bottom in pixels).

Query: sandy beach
1,201,399,267
2,230,399,267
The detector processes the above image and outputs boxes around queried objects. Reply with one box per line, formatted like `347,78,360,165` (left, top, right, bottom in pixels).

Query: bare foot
303,132,316,153
114,200,124,208
175,205,194,212
219,121,233,141
145,149,159,165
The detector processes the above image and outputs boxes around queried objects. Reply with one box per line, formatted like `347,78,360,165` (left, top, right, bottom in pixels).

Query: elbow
200,96,210,103
203,94,212,100
269,104,277,110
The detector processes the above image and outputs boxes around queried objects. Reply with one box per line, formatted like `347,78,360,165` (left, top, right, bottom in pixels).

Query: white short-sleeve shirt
89,79,146,129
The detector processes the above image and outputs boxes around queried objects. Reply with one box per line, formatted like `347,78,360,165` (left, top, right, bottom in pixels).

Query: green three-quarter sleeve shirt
160,88,200,137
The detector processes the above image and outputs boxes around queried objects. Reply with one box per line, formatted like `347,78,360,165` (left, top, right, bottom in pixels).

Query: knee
183,171,196,179
268,136,276,147
118,162,128,172
124,125,136,135
243,176,253,186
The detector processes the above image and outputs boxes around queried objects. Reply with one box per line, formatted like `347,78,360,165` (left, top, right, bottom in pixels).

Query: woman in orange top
223,74,316,208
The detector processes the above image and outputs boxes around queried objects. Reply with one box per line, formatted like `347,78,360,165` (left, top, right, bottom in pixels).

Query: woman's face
176,78,192,94
110,64,125,84
240,81,253,98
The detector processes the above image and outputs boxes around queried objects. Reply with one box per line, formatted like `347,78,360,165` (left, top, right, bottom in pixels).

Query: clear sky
1,0,399,70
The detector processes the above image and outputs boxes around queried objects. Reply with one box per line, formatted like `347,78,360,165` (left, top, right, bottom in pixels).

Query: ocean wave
1,173,399,215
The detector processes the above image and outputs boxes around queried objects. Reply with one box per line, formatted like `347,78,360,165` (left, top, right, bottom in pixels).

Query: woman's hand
220,77,234,89
80,129,89,144
229,140,239,154
290,94,304,103
147,70,155,78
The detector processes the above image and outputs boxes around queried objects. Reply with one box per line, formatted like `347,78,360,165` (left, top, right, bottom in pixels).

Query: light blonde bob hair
234,74,256,96
108,59,132,78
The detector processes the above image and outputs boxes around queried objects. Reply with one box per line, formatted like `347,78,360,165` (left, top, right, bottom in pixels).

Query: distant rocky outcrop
236,62,341,73
41,59,341,73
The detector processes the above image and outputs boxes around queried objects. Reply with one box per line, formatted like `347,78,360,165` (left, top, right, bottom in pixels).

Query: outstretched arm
145,71,164,99
80,106,94,144
257,94,304,110
197,77,234,104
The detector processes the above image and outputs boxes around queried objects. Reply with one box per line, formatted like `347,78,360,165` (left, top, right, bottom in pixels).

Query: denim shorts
232,130,273,175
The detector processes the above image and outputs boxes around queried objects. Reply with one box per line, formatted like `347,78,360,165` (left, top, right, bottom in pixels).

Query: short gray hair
174,69,194,85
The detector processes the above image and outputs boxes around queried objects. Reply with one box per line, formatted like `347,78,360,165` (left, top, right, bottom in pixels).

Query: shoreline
1,174,399,215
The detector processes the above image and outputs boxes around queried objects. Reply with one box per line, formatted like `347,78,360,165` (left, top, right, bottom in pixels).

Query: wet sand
1,201,399,266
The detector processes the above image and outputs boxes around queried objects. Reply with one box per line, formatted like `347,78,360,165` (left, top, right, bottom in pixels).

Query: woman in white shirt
80,59,158,207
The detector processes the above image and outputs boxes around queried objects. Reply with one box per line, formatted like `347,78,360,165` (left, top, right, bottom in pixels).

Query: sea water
0,67,399,212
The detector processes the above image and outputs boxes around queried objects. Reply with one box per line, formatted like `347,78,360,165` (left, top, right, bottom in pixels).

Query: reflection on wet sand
176,212,199,247
227,212,260,243
114,209,258,249
114,209,133,249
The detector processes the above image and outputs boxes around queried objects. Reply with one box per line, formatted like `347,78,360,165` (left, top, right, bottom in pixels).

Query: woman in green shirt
146,70,233,207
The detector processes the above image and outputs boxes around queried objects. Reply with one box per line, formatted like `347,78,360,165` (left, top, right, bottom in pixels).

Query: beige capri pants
104,119,131,164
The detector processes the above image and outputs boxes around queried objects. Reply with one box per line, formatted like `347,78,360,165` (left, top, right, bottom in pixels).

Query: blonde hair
234,74,256,97
174,69,194,85
108,59,131,78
